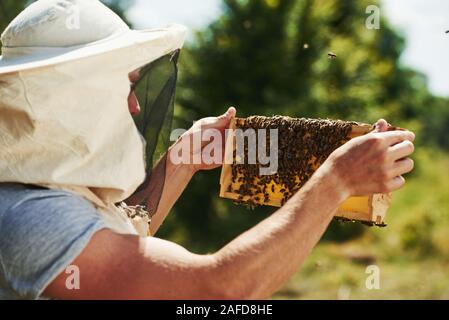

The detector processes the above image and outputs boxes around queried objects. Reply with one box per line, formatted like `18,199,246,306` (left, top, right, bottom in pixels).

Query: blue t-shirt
0,183,106,300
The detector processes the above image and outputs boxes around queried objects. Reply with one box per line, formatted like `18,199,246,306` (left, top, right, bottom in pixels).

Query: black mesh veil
126,50,180,216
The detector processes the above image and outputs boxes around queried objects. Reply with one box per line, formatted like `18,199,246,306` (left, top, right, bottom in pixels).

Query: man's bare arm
43,162,344,300
44,127,415,299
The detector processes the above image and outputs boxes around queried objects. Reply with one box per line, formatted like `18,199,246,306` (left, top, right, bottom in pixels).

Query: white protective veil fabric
0,0,187,236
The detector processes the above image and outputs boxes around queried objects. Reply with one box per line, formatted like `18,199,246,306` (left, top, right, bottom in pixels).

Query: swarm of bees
118,202,150,221
229,116,356,209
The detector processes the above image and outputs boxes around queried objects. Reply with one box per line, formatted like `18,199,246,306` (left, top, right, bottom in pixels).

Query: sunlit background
128,0,449,98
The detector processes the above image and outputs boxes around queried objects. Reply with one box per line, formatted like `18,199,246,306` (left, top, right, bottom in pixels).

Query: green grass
273,147,449,299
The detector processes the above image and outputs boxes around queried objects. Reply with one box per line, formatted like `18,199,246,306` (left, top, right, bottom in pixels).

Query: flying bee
328,52,337,59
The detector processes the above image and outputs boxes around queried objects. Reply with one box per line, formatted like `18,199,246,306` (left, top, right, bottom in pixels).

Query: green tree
178,0,434,122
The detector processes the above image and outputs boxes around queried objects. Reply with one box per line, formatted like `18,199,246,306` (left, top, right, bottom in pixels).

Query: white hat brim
0,24,187,75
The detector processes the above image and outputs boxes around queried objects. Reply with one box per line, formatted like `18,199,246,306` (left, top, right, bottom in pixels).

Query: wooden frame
219,117,391,226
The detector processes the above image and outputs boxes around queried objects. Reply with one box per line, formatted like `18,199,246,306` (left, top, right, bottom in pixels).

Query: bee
446,30,449,34
328,52,337,59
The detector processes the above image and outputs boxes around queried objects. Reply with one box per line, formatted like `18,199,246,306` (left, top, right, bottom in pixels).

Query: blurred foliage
167,0,449,252
400,212,436,257
177,0,438,122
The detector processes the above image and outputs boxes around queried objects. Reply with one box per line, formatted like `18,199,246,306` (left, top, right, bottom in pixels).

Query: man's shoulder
0,182,66,197
0,182,105,276
0,183,106,300
0,183,88,215
0,183,101,228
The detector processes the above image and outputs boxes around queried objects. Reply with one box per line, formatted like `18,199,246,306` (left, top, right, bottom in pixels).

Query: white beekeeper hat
0,0,187,235
0,0,186,74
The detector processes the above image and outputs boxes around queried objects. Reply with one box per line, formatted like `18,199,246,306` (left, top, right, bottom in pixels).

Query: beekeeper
0,0,415,300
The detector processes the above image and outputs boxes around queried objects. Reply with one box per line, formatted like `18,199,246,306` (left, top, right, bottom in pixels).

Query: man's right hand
326,119,415,198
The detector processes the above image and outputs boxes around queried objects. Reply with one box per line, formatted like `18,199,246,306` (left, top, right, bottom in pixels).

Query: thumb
215,106,236,126
374,119,389,133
